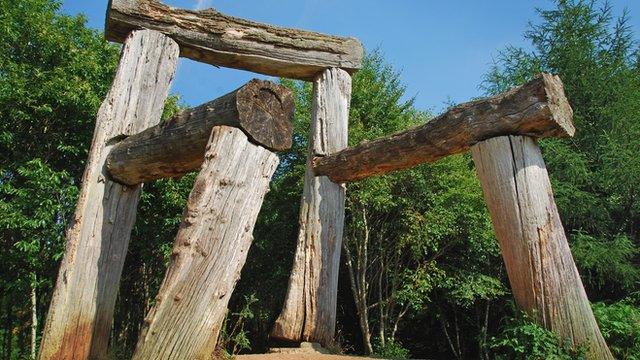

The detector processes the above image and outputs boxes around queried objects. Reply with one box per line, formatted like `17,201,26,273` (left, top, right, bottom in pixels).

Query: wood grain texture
106,79,293,185
471,136,613,360
314,73,574,183
38,30,178,359
132,126,279,359
106,0,363,80
272,68,351,345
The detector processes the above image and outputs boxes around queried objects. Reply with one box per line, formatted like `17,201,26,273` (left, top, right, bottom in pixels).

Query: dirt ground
237,355,382,360
234,343,385,360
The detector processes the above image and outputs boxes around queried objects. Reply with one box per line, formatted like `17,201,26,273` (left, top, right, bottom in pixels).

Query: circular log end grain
236,79,294,151
542,73,575,138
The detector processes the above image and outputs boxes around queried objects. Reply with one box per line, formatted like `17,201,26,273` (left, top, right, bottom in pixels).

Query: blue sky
61,0,639,113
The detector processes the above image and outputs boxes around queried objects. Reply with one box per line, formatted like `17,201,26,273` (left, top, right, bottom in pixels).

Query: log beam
313,73,574,183
272,68,351,345
38,30,178,359
105,0,364,80
106,79,294,185
471,136,613,359
132,126,279,358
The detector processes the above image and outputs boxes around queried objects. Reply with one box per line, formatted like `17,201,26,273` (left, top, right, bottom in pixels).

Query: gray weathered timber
471,136,613,360
132,126,279,359
106,79,293,185
106,0,363,80
313,73,574,183
272,68,351,345
38,30,178,359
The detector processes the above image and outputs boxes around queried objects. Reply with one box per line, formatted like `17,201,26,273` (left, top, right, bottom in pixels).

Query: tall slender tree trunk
30,275,37,360
344,242,372,354
4,293,12,360
378,256,385,348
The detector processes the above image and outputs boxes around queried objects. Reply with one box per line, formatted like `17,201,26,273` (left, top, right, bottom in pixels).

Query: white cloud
195,0,213,10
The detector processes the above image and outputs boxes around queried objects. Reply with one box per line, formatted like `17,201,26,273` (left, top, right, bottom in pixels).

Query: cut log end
236,79,294,151
541,73,575,138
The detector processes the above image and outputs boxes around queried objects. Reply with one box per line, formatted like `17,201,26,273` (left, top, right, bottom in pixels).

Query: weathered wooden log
106,0,364,80
471,136,613,359
272,68,351,345
313,73,574,183
38,30,178,359
132,126,279,359
106,79,293,185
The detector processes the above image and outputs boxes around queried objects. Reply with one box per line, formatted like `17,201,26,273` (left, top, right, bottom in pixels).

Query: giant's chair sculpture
39,1,613,359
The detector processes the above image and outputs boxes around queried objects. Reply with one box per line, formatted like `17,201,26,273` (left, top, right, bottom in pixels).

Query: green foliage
373,338,410,360
571,233,640,290
490,312,587,360
592,301,640,359
217,294,259,358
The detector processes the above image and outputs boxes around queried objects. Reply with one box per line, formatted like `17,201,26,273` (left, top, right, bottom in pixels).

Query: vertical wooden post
38,30,178,359
272,68,351,345
133,126,279,359
471,135,613,359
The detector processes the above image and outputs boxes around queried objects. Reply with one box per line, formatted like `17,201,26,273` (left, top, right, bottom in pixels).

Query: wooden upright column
133,126,280,359
471,136,613,359
272,68,351,345
39,30,178,359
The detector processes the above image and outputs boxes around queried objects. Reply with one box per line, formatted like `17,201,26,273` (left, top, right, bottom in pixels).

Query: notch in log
313,73,574,183
106,79,294,186
106,0,364,80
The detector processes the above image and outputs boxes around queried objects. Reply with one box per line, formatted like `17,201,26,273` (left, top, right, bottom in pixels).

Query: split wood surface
272,68,351,345
107,79,294,185
133,126,279,359
313,73,574,183
38,30,178,359
106,0,363,80
471,136,613,359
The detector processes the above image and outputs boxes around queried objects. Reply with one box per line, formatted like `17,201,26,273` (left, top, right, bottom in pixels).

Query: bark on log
106,0,364,80
314,73,574,183
132,126,279,359
471,136,613,360
106,79,293,185
38,30,178,359
272,68,351,345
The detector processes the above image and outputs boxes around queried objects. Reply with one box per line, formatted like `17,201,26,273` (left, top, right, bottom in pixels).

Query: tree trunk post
272,68,351,345
132,126,279,359
471,135,613,359
38,30,178,359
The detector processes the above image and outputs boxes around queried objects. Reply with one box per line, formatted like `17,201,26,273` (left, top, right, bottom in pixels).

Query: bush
489,313,586,360
373,338,410,360
592,300,640,359
216,294,259,358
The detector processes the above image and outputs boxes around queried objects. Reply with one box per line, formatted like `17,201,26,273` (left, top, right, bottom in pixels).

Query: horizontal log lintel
106,79,293,185
313,73,575,183
106,0,364,80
